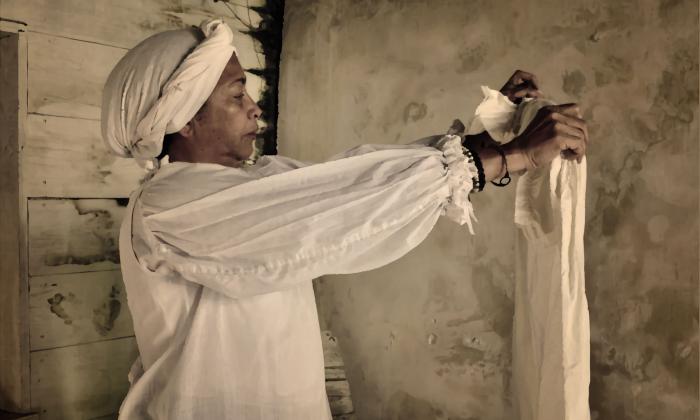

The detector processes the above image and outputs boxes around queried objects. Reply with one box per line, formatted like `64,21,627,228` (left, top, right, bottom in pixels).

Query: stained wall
277,1,699,419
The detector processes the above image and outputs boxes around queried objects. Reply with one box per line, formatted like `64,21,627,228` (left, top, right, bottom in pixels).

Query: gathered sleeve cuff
134,134,478,298
435,135,479,230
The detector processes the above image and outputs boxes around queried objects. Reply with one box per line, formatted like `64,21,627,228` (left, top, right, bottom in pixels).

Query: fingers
501,70,543,103
557,134,586,161
561,148,582,163
518,101,590,166
512,86,542,99
551,109,588,147
510,69,540,91
543,104,588,163
554,103,582,118
554,119,585,141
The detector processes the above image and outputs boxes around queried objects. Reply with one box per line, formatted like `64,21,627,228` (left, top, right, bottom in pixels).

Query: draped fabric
511,100,590,420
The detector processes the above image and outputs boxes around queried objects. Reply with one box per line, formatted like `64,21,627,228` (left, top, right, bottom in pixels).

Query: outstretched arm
135,135,477,299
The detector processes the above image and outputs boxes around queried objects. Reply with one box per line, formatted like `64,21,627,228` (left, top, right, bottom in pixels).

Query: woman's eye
233,94,244,100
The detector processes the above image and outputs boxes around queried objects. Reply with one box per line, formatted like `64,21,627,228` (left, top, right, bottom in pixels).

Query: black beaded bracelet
462,145,485,192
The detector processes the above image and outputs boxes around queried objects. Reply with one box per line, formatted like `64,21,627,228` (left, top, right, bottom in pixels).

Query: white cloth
117,133,478,419
511,99,590,420
101,19,236,167
466,85,518,142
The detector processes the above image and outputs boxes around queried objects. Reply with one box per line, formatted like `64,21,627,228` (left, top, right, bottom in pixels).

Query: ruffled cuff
434,134,479,234
467,86,518,142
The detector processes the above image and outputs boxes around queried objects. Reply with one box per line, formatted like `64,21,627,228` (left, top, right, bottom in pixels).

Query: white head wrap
101,19,236,169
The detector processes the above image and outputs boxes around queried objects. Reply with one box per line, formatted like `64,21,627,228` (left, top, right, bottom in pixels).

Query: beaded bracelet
462,145,485,192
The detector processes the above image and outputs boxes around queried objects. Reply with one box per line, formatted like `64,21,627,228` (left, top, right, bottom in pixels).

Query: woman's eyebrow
228,76,247,87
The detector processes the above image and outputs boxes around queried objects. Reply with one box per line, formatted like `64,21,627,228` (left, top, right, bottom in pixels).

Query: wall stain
562,69,586,98
642,287,699,392
402,102,427,123
658,0,685,19
594,55,633,86
472,262,512,339
456,43,486,74
45,251,119,267
652,45,698,128
436,337,486,367
383,391,444,420
446,316,479,328
44,202,120,267
93,285,122,336
47,292,76,325
138,3,184,33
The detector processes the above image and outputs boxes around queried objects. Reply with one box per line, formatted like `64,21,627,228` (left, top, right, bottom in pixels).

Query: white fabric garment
117,133,478,419
478,98,590,420
101,19,236,168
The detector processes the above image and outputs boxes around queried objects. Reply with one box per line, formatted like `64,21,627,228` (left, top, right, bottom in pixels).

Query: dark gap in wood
0,17,28,26
27,197,131,201
215,0,285,156
27,111,100,122
29,334,135,354
28,269,122,280
24,30,127,50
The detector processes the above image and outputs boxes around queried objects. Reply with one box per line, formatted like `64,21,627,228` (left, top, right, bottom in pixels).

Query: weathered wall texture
278,1,699,419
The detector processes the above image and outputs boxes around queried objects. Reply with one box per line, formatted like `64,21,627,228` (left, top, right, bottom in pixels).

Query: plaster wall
278,1,699,419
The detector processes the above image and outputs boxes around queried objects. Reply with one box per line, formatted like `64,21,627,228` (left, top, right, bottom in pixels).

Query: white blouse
116,133,480,419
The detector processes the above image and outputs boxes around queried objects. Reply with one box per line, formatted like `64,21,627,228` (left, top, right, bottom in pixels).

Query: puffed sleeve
133,133,478,298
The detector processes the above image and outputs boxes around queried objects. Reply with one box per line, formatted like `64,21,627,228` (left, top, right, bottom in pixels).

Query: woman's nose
253,103,262,119
249,98,263,120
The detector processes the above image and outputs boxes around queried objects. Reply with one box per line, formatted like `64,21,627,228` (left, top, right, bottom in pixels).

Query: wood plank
326,380,354,416
0,0,264,56
27,32,125,120
325,366,347,381
322,330,345,368
0,30,31,412
23,115,144,198
29,271,134,351
321,331,354,415
28,199,126,276
30,337,137,420
25,31,264,120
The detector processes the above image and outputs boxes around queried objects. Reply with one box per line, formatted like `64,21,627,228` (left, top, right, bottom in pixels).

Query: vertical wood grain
0,30,31,412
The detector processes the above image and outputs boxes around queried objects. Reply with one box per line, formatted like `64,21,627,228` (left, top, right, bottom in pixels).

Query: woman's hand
499,70,542,104
505,103,589,168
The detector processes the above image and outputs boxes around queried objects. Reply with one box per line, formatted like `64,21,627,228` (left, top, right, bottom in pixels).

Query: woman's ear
178,120,194,140
179,103,207,140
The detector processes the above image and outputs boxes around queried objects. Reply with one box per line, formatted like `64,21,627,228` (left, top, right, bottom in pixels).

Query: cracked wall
278,1,699,419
